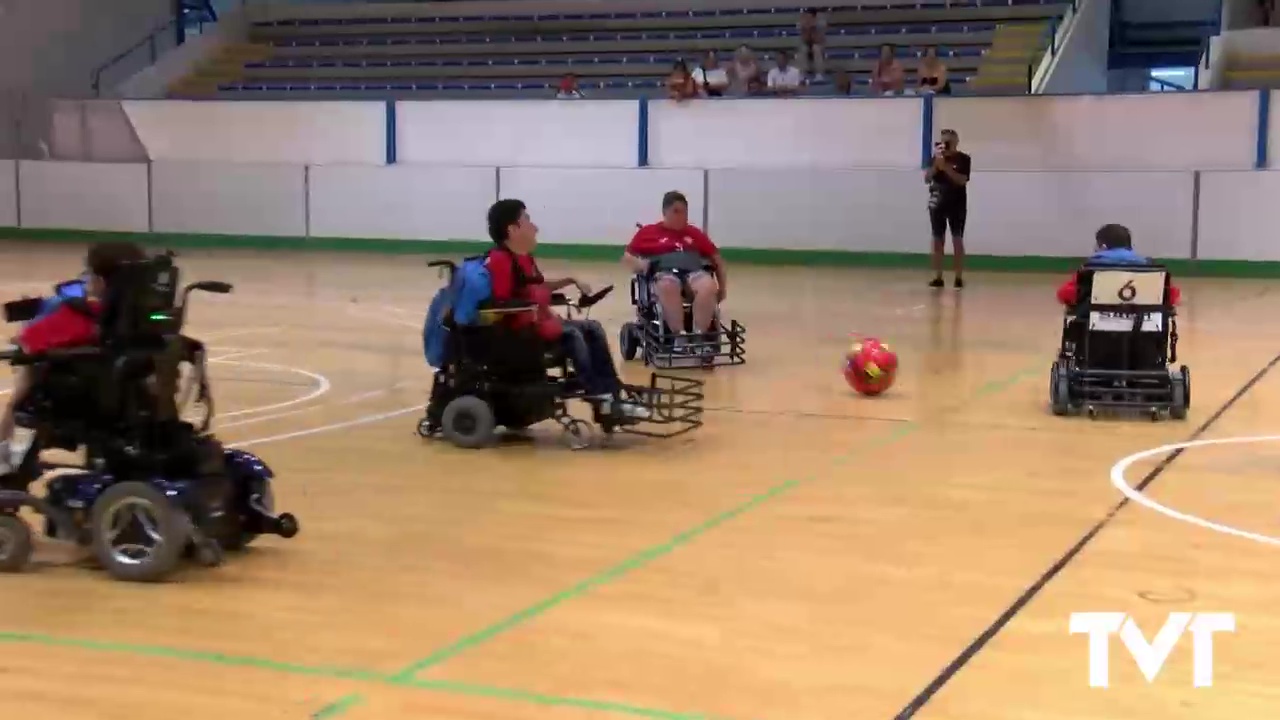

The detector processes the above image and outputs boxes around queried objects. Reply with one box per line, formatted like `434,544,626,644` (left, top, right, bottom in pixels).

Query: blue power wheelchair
0,252,299,581
418,257,705,450
618,251,746,369
1050,263,1190,421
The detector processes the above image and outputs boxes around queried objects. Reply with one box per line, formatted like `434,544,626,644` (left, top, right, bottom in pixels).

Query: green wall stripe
3,227,1280,278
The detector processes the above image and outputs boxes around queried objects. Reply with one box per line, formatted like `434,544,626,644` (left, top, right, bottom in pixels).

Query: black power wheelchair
417,258,706,450
618,251,745,369
1050,263,1190,420
0,252,298,581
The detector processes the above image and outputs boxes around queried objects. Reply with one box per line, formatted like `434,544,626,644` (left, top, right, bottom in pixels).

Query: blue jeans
560,319,621,396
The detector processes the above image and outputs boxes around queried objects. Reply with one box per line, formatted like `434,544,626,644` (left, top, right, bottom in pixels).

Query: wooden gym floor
1,243,1279,720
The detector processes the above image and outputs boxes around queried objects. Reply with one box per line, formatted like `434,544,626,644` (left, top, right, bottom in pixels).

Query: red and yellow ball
843,338,898,396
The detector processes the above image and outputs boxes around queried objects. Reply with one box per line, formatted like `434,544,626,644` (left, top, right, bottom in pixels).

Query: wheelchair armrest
5,345,103,366
488,299,538,311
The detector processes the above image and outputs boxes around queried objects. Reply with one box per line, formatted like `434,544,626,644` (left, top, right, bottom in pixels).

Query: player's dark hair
662,191,687,211
487,199,526,244
1096,223,1132,250
86,241,146,283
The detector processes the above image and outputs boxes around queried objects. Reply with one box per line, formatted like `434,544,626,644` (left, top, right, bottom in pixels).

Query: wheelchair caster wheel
416,418,433,438
276,512,299,539
194,539,224,568
0,514,34,573
1086,406,1097,419
563,420,592,450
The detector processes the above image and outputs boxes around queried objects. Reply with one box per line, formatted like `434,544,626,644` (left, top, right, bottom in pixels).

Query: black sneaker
954,277,964,289
928,277,944,288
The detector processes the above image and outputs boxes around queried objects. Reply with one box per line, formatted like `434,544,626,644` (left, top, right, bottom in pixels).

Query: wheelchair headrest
98,252,181,348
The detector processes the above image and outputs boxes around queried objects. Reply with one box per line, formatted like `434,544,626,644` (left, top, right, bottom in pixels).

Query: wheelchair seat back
1080,265,1169,333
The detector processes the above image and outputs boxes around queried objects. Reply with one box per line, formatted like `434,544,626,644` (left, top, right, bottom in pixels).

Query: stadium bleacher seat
171,1,1070,99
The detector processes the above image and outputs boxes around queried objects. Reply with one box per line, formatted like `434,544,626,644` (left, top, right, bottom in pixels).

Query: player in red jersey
485,199,648,419
622,191,727,354
0,241,145,473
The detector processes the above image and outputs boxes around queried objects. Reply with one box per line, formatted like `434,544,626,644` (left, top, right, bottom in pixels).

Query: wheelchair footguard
419,371,705,450
620,318,746,370
0,444,299,581
1050,361,1190,421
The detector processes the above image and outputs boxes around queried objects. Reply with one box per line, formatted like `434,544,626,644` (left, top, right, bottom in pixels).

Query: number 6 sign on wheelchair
1089,269,1165,306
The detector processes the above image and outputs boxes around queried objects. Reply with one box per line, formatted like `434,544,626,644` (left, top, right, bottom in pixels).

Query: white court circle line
205,359,332,419
226,404,426,449
1110,434,1280,548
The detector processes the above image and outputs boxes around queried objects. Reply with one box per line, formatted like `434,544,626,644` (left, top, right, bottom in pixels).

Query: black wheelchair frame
618,252,745,370
0,252,298,581
417,258,705,450
1050,263,1190,420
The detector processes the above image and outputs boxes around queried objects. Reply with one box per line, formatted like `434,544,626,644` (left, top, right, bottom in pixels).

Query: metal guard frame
613,372,705,438
629,274,746,369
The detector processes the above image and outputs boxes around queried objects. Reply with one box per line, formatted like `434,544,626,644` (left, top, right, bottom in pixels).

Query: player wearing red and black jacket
1055,224,1182,306
485,199,648,420
0,241,145,474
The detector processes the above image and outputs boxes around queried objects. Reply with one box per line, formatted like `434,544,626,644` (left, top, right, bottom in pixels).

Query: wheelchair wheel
89,481,190,583
620,322,639,362
1170,370,1189,421
0,514,33,573
1049,362,1071,416
441,395,497,449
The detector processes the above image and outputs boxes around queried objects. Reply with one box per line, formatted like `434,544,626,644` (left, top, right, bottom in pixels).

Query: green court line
0,352,1040,720
389,360,1042,683
0,631,707,720
313,694,364,719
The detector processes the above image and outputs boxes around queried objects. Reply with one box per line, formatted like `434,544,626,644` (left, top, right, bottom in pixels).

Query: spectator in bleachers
667,61,699,101
833,70,853,96
918,47,951,95
691,51,729,97
871,44,905,96
797,8,827,82
729,45,763,96
556,73,585,99
767,51,803,96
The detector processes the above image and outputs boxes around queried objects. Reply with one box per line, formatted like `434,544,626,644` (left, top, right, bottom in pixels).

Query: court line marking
0,631,712,720
892,350,1280,719
210,359,332,419
387,359,1043,683
1111,434,1280,547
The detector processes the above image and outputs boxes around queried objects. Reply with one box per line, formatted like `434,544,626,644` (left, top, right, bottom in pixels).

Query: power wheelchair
0,252,298,581
417,258,706,450
618,251,746,369
1049,263,1190,420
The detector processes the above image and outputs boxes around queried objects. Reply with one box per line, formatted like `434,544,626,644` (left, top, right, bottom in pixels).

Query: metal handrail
91,17,182,97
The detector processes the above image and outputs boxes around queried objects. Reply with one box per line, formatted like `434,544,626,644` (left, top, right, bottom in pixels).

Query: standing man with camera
926,128,971,289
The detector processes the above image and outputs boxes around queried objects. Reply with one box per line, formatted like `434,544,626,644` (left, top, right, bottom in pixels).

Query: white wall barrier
707,169,1194,258
17,161,149,232
151,161,306,236
500,167,704,244
932,93,1260,171
122,100,387,164
396,100,639,168
0,161,15,228
309,164,495,240
102,94,1278,173
1197,170,1280,261
648,97,921,169
0,161,1215,261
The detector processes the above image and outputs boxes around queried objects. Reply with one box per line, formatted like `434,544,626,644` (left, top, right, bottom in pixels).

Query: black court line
893,351,1280,719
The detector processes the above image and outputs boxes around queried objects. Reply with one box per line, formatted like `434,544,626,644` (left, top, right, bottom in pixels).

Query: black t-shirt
930,151,971,206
